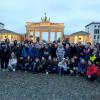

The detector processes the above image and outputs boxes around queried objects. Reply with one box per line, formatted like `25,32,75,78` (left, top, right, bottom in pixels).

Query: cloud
0,0,100,38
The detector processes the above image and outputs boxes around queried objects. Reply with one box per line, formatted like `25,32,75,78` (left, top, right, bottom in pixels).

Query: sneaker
13,69,16,72
2,69,5,72
46,71,49,75
25,71,27,73
88,75,91,78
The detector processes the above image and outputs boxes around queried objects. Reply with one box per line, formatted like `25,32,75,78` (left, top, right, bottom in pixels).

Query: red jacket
97,68,100,76
86,65,98,76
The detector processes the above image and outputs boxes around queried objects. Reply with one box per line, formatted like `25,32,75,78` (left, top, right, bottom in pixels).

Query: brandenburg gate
26,14,64,43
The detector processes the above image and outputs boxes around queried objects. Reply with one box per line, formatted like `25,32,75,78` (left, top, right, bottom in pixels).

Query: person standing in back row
0,42,11,71
56,43,65,62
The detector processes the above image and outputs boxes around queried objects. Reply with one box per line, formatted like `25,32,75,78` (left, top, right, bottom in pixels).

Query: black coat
64,47,71,59
51,46,57,58
43,48,49,59
70,46,77,57
13,45,23,59
0,47,11,60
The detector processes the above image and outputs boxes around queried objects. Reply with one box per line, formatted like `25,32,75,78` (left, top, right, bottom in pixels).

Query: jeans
58,67,67,75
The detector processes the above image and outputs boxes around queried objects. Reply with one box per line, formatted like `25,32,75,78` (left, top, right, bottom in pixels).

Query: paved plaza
0,71,100,100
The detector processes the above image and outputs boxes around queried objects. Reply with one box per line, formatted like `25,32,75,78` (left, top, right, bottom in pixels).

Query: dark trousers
45,65,52,72
17,59,24,70
1,59,9,69
50,66,58,73
89,74,98,81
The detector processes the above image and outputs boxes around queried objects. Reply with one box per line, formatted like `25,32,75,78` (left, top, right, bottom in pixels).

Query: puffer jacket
86,65,98,76
56,47,65,60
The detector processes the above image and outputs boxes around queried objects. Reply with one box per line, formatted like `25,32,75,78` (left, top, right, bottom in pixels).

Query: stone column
33,31,36,42
26,27,29,40
40,31,43,43
55,32,57,41
28,31,30,41
60,32,63,43
48,32,51,43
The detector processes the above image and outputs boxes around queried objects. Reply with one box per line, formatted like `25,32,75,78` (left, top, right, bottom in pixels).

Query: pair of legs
88,73,98,81
58,67,69,75
1,59,9,70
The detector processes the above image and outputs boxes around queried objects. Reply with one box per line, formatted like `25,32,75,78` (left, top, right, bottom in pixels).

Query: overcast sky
0,0,100,40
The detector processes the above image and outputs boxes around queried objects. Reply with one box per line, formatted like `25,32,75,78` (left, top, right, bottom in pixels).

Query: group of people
0,39,100,81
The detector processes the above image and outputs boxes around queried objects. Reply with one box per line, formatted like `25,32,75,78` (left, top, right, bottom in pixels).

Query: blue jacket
34,48,40,58
78,63,87,73
28,46,35,59
21,47,29,58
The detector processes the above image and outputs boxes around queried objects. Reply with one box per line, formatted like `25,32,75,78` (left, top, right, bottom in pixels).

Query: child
86,60,98,81
46,55,53,73
51,57,58,73
17,56,24,71
9,52,17,72
33,57,41,73
38,57,46,73
78,59,87,75
68,58,77,75
24,56,32,72
58,58,69,75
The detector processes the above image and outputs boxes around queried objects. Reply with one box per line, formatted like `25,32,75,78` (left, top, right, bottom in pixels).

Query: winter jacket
28,46,35,59
13,45,22,59
43,48,49,59
34,48,40,59
90,55,96,62
70,46,77,58
69,62,76,70
56,47,65,60
39,48,44,58
51,46,57,58
64,47,71,58
21,47,29,58
78,63,87,73
84,48,91,60
0,46,11,60
77,46,84,58
86,65,98,76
